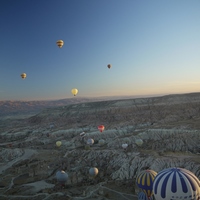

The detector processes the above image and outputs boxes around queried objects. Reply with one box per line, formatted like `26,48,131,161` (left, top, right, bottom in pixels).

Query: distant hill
1,92,200,119
0,95,141,118
0,98,94,118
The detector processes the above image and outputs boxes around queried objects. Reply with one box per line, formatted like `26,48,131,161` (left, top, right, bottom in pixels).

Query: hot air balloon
49,124,54,129
71,88,78,96
80,132,86,138
107,64,111,69
56,141,62,147
138,191,153,200
98,139,105,146
136,169,157,198
122,143,128,150
56,170,68,185
98,125,105,132
56,40,64,48
21,73,26,79
89,167,98,177
87,138,94,145
153,167,200,200
136,139,143,146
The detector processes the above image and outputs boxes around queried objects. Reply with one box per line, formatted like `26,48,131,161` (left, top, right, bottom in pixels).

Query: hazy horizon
1,91,199,102
1,0,200,101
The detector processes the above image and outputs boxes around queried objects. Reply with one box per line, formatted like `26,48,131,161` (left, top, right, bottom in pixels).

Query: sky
0,0,200,101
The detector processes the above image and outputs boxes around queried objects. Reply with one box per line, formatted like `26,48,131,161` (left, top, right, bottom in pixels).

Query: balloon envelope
107,64,111,69
80,132,86,138
99,139,105,145
21,73,26,79
71,88,78,96
136,170,157,198
56,141,62,147
87,138,94,145
56,170,68,184
136,139,143,146
89,167,98,177
49,124,54,129
98,125,105,132
122,143,128,149
153,167,200,200
138,191,153,200
56,40,64,48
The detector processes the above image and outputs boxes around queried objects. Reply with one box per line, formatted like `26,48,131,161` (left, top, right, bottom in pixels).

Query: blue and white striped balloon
153,167,200,200
138,191,153,200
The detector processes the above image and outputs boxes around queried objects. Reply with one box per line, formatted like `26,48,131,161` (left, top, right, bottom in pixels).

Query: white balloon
87,138,94,145
122,143,128,149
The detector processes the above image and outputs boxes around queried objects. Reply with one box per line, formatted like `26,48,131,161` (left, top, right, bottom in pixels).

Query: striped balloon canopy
56,40,64,48
153,167,200,200
138,191,154,200
136,169,158,198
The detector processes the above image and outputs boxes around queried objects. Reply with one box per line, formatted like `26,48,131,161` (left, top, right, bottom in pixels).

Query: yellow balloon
21,73,26,79
71,88,78,96
56,141,62,147
135,139,143,146
56,40,64,48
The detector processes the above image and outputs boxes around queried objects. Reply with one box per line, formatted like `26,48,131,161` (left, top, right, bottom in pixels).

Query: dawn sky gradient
1,0,200,100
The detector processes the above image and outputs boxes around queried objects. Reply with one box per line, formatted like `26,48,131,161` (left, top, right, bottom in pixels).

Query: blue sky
0,0,200,101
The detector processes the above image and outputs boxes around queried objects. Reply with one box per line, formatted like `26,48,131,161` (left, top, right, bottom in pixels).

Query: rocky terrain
0,96,139,119
0,92,200,200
